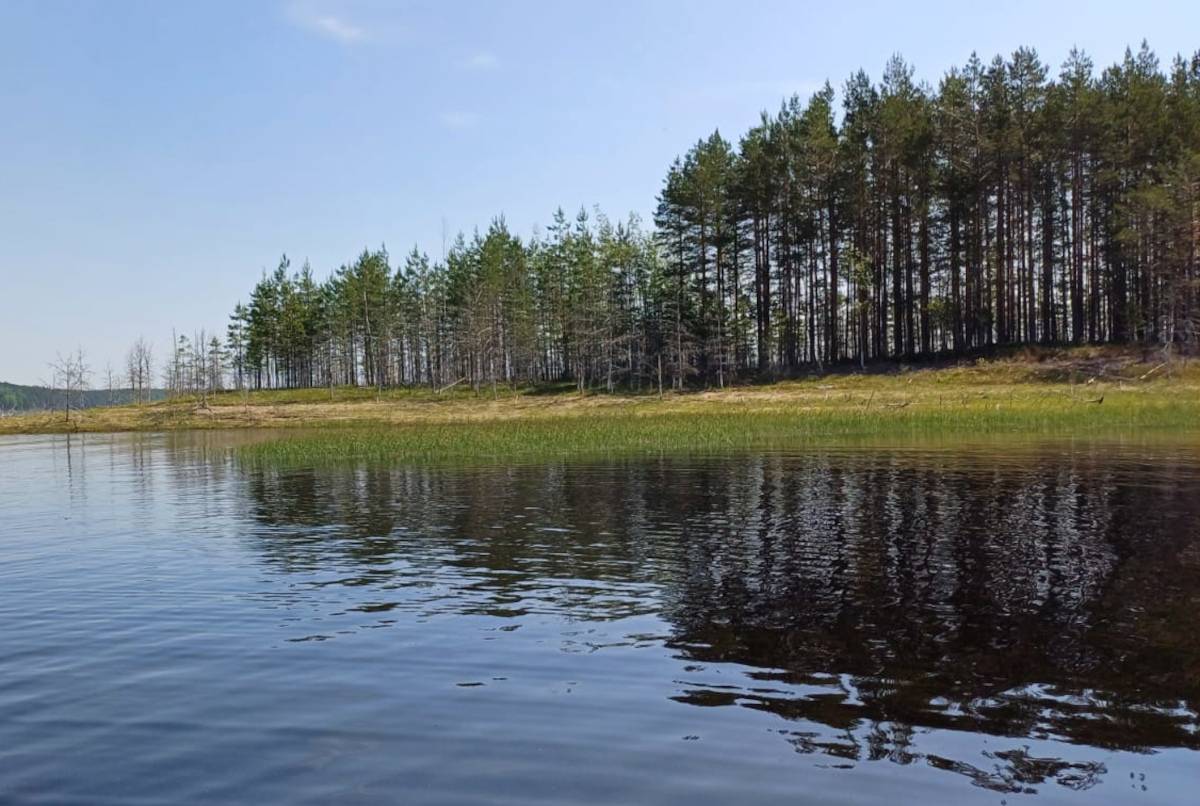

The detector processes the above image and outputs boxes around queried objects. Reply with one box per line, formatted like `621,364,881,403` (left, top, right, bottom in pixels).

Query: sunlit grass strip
4,349,1198,438
237,394,1200,465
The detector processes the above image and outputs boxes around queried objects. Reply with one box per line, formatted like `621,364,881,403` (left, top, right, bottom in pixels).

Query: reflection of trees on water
658,451,1200,755
234,447,1200,780
239,461,673,624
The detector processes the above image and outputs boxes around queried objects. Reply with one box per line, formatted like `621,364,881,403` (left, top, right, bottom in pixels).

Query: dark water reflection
2,433,1198,804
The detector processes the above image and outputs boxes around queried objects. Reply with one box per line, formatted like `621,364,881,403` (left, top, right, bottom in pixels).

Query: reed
237,389,1200,465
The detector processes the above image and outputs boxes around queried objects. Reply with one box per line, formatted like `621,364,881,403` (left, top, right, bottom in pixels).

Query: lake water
1,432,1198,804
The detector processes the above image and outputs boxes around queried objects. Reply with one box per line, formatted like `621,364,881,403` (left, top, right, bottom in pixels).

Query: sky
1,0,1196,385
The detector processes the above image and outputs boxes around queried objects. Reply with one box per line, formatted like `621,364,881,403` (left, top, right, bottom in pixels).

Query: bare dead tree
48,347,90,424
126,345,139,404
126,337,155,405
104,362,116,406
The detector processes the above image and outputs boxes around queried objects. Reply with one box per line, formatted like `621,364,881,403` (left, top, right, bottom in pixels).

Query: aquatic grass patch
237,389,1200,466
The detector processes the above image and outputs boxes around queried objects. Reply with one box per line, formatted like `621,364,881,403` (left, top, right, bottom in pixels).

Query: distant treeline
0,381,164,412
208,43,1197,393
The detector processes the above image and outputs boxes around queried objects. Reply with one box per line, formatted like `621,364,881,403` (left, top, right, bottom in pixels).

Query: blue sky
1,0,1196,384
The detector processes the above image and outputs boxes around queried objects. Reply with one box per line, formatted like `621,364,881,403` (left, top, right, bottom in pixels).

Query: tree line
204,43,1199,393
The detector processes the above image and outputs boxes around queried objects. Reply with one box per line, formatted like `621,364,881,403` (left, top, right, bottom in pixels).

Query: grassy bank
237,401,1200,465
3,348,1198,461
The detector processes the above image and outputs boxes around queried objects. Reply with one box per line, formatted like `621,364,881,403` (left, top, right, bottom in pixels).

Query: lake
1,432,1198,804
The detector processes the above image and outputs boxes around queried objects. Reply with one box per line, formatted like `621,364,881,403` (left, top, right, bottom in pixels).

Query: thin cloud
461,51,499,71
439,111,480,130
311,15,365,43
287,4,367,44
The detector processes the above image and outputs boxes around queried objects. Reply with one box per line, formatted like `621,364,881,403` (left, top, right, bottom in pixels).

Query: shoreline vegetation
3,349,1198,462
121,44,1197,415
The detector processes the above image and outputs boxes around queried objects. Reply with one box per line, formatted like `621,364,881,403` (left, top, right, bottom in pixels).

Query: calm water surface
2,432,1199,804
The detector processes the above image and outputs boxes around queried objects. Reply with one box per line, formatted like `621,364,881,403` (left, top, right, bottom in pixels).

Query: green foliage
221,43,1200,395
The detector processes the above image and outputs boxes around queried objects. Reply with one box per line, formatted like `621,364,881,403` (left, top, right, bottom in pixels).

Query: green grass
6,348,1198,456
237,389,1200,466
